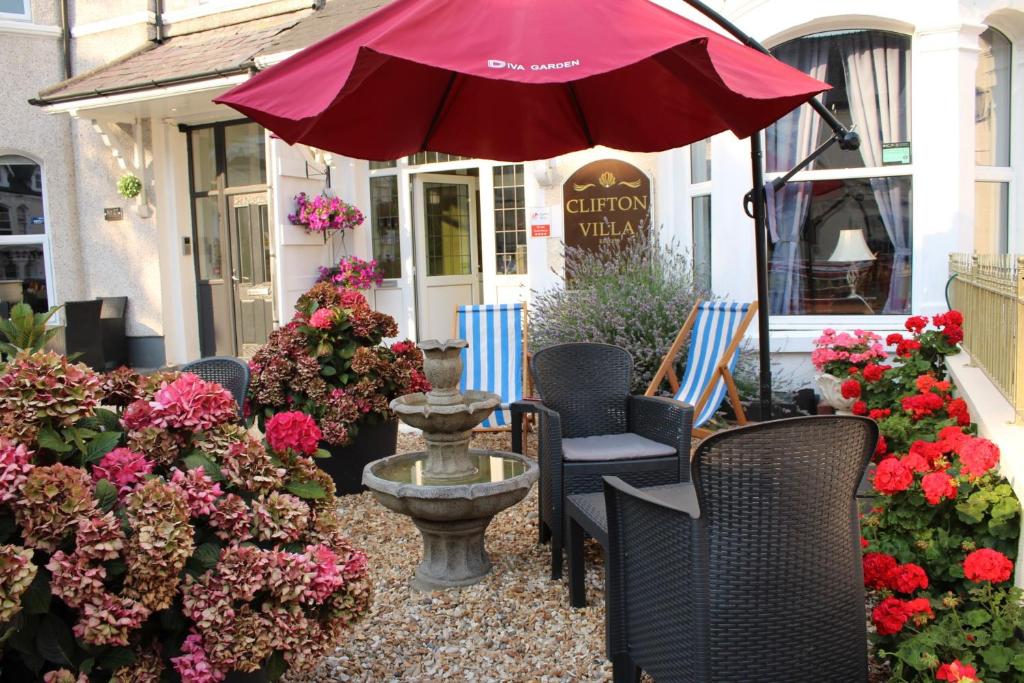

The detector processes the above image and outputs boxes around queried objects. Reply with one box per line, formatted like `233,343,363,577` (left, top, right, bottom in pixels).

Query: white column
710,131,758,301
911,23,985,314
152,120,198,364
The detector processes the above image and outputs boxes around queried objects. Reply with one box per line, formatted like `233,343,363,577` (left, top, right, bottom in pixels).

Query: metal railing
948,253,1023,421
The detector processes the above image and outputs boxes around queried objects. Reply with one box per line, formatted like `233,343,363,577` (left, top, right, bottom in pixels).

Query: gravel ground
293,431,615,682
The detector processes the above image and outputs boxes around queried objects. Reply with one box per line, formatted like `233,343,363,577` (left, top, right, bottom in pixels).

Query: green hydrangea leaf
36,614,74,667
286,480,326,500
183,452,224,482
94,479,118,513
22,569,51,615
99,646,136,670
266,650,287,682
36,426,71,453
313,448,331,460
84,431,122,464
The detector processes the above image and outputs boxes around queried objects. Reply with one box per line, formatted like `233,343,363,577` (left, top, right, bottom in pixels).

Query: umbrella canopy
215,0,829,162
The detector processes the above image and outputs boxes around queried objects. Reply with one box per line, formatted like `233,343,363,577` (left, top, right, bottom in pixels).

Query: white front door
412,174,480,342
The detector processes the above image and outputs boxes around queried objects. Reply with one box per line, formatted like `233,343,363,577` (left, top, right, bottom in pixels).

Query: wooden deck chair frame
452,303,533,436
644,299,758,439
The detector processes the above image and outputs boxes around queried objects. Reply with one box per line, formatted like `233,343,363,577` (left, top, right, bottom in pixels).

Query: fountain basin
363,449,538,590
390,390,500,434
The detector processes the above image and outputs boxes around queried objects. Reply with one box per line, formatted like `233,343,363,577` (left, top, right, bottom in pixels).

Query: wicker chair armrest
627,395,693,480
511,399,559,455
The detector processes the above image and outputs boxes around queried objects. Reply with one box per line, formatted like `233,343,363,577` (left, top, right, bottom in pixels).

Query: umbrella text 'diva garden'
216,0,837,413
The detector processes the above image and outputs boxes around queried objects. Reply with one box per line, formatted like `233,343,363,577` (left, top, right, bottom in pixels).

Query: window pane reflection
767,177,912,315
691,195,711,290
976,28,1011,167
975,182,1009,254
225,123,266,187
370,176,402,279
0,244,47,313
493,164,527,275
194,197,222,281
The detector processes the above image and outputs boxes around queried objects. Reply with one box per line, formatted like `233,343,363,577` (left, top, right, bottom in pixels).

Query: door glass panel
224,123,266,187
190,127,217,192
692,195,711,290
370,176,401,278
0,244,46,312
425,182,471,276
194,196,222,280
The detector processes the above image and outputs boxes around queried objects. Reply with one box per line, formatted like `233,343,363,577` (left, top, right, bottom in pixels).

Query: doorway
412,173,480,341
186,121,272,358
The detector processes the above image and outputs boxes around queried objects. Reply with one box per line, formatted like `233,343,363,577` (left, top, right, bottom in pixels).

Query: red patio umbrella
216,0,839,415
215,0,828,162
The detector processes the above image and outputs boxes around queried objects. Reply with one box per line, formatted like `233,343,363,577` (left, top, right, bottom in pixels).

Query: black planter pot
318,418,399,495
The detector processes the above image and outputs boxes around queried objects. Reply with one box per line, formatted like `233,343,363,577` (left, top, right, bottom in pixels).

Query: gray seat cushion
562,432,677,462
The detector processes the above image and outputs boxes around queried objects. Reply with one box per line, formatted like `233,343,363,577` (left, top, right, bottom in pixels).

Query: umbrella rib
566,82,595,147
421,72,458,151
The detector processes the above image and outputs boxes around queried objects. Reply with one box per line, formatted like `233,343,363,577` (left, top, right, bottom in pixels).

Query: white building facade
3,0,1021,381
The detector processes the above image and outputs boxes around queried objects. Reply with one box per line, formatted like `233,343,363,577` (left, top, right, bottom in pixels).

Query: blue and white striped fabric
675,301,751,428
458,303,524,428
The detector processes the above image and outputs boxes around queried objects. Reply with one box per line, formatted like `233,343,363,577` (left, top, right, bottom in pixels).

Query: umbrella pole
749,133,773,419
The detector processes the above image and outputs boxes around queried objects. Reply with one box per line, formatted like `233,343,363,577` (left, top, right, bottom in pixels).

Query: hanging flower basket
117,173,142,199
316,256,384,290
288,192,364,241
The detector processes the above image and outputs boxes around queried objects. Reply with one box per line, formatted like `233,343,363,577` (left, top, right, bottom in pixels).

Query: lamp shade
828,228,876,262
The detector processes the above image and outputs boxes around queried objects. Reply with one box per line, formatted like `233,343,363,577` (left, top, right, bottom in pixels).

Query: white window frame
0,155,55,314
0,0,30,21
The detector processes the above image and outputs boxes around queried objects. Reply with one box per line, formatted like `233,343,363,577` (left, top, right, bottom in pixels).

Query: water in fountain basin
374,451,529,486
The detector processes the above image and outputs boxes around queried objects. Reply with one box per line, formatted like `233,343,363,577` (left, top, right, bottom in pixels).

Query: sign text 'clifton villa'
562,159,651,252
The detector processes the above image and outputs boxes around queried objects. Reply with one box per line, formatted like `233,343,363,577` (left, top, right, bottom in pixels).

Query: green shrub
0,303,61,360
531,235,709,394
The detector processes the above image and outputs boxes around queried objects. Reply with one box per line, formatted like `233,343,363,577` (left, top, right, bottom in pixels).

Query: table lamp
828,227,876,311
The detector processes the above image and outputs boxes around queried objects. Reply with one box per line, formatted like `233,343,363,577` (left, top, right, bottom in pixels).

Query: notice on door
562,159,651,252
530,207,552,238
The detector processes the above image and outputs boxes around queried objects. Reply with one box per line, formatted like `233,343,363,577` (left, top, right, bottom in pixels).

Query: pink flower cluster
123,373,238,433
91,448,154,497
317,256,384,290
266,410,323,455
811,328,888,374
288,192,364,235
0,438,31,504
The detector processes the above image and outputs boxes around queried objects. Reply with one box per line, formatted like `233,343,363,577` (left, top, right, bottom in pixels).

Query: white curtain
765,37,830,315
842,32,912,313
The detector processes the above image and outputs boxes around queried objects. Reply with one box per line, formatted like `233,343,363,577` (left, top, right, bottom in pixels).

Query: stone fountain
362,339,539,590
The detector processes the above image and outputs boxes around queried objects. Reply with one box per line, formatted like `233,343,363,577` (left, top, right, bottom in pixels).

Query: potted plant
247,283,429,494
316,256,384,291
810,328,888,412
0,350,371,681
288,192,363,241
116,173,142,200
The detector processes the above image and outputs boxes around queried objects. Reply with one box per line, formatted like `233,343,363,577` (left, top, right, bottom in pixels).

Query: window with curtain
0,155,49,313
765,30,912,316
974,27,1012,254
689,137,711,290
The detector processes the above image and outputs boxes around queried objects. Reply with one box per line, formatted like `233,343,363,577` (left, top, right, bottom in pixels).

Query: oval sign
562,159,651,252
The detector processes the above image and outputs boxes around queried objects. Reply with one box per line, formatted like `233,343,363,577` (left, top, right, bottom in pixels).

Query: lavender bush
532,236,709,394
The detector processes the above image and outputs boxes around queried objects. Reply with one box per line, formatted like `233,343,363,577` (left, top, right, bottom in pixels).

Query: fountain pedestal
362,340,538,590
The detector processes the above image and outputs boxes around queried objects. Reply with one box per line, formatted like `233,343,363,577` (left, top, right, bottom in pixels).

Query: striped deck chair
645,300,757,438
456,303,529,431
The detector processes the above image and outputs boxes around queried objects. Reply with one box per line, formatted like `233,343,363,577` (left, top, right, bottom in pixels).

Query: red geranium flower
921,471,958,505
963,548,1013,584
874,457,913,495
852,401,867,415
862,552,898,590
942,324,964,345
910,440,944,468
900,452,930,474
901,392,944,420
890,563,929,594
905,316,928,334
903,597,934,626
869,408,891,421
862,364,887,383
958,437,1000,479
875,435,888,457
936,660,979,682
947,397,971,426
872,597,909,636
841,379,862,399
896,339,922,357
933,311,965,328
265,411,323,456
886,333,904,346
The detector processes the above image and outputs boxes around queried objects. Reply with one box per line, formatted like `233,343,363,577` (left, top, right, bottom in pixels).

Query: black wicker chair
603,415,878,683
512,342,693,579
64,299,104,371
97,296,128,370
180,356,250,416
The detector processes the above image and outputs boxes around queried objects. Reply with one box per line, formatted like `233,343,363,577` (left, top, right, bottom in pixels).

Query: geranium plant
247,282,429,447
288,192,364,239
316,256,384,291
811,328,888,377
0,350,371,681
850,311,1024,682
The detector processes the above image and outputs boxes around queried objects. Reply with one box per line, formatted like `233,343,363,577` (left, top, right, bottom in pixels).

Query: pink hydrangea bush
0,351,371,681
248,282,429,447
